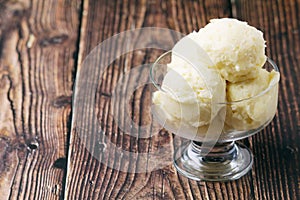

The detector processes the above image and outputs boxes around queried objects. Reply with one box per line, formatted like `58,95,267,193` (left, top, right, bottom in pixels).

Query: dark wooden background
0,0,299,199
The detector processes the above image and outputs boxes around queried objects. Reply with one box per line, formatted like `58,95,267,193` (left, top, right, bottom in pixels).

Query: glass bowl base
174,141,253,181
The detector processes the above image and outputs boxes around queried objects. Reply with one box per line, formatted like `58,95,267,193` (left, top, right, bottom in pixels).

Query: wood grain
64,0,257,200
0,0,80,199
235,1,300,199
67,0,299,199
0,0,299,199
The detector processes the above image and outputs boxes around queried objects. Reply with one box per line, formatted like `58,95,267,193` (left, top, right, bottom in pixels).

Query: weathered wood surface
0,0,80,199
66,0,300,200
0,0,299,199
236,1,300,200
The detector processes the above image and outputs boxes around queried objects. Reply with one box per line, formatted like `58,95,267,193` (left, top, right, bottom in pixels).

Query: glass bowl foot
174,141,253,181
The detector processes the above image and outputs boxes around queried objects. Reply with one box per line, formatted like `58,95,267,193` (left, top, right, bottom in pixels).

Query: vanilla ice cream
225,68,279,130
152,54,219,128
152,33,227,139
152,18,279,136
189,18,267,83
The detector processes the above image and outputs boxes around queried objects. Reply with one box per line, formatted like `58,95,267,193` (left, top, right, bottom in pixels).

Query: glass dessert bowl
150,51,280,181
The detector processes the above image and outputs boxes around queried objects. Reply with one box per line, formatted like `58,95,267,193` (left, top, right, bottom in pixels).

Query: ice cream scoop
152,34,226,140
189,18,267,83
152,56,216,128
225,68,280,130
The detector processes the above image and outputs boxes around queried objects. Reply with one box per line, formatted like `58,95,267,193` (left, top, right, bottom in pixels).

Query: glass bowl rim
150,50,280,105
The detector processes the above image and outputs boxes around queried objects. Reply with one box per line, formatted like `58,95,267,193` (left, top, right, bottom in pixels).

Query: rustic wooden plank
235,0,300,200
65,0,263,200
0,0,81,199
66,0,299,199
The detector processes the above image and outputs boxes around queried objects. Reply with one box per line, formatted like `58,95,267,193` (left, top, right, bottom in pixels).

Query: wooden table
0,0,299,199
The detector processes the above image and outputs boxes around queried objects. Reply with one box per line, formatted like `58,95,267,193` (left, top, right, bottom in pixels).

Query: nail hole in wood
53,157,67,169
28,143,38,150
40,34,69,47
52,95,72,108
26,138,39,151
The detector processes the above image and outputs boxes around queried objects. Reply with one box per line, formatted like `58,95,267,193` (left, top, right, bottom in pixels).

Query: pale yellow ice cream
152,18,279,135
152,55,220,129
189,18,267,83
225,69,280,130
